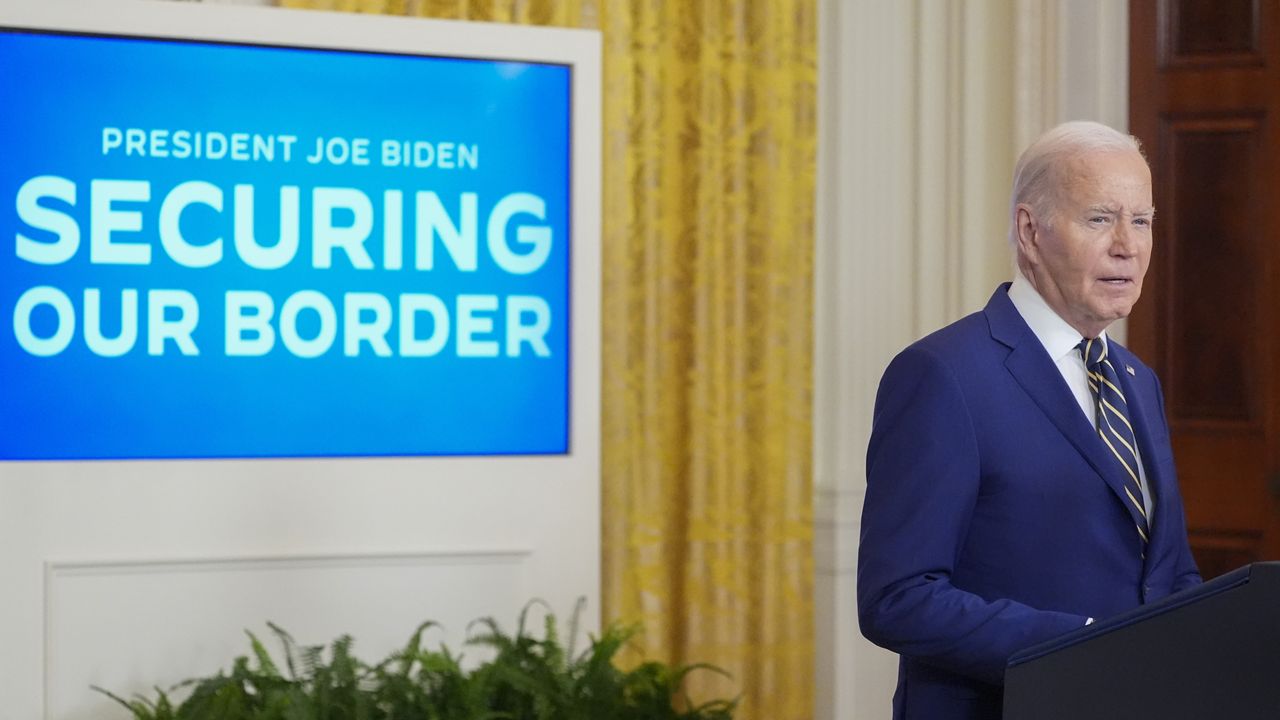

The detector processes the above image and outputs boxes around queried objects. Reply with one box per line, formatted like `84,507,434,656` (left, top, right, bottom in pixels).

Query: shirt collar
1007,272,1106,362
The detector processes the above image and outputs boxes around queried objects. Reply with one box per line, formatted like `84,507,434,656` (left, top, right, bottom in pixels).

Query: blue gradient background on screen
0,30,571,459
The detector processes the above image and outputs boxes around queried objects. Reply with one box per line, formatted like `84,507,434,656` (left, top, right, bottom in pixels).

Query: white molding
916,0,1021,334
913,0,965,334
812,0,840,500
1014,0,1061,155
815,0,918,716
44,548,533,576
814,486,862,576
44,549,533,718
1015,0,1131,148
1093,1,1130,133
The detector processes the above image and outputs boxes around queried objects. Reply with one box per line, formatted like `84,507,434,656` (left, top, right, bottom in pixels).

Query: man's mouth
1099,277,1132,285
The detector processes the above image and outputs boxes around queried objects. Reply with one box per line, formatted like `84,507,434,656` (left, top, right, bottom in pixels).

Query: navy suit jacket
857,285,1201,719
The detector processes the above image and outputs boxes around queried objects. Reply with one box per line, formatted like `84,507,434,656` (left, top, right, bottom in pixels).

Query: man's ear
1015,205,1040,262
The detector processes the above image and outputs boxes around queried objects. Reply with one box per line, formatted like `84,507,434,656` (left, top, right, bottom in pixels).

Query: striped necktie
1078,337,1150,548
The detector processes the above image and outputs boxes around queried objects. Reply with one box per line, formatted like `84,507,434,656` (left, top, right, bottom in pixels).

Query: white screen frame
0,2,601,717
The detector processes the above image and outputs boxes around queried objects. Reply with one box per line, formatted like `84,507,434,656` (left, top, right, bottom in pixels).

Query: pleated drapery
279,2,816,717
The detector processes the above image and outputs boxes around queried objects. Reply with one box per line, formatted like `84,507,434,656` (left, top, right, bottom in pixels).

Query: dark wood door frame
1129,0,1280,579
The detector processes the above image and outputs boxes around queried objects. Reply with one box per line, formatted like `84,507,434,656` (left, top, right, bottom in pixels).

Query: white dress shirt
1006,273,1154,520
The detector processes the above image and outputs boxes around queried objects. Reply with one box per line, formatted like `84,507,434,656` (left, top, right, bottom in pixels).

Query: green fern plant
95,602,736,720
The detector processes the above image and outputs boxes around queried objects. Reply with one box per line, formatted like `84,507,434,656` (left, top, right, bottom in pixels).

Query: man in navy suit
857,121,1202,719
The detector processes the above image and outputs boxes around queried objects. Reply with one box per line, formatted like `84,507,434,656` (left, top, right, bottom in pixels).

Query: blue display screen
0,29,571,459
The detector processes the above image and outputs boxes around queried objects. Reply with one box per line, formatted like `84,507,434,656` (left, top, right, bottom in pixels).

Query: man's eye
1134,217,1151,227
1089,216,1108,225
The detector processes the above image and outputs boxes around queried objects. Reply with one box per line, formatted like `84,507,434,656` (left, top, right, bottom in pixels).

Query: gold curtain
279,2,816,718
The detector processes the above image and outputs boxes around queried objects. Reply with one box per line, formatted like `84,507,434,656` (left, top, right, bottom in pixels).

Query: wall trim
43,549,532,717
44,548,532,576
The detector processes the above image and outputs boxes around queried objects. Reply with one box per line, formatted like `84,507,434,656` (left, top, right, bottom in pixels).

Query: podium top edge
1008,562,1279,669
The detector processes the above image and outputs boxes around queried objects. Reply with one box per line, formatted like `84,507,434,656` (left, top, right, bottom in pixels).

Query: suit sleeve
857,345,1088,686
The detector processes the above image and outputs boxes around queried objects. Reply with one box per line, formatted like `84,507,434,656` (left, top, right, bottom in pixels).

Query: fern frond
565,596,587,661
246,629,282,677
266,621,301,681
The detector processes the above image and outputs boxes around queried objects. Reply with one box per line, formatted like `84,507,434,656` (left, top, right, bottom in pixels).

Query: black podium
1004,562,1280,719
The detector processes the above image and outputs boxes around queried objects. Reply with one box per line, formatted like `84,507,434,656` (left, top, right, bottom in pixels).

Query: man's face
1018,149,1154,339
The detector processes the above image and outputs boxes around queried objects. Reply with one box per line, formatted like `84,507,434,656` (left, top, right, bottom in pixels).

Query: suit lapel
985,287,1151,537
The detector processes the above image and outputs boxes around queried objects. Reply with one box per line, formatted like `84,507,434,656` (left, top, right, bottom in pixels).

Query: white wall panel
46,550,530,719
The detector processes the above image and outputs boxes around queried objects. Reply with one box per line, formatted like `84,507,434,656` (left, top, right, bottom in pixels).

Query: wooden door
1129,0,1280,579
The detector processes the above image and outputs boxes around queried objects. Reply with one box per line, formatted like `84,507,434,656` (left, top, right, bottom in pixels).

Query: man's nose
1112,222,1137,256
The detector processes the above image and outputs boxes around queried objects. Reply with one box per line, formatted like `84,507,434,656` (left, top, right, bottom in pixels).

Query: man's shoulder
882,285,1026,382
907,308,997,357
878,310,1003,389
906,284,1024,355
